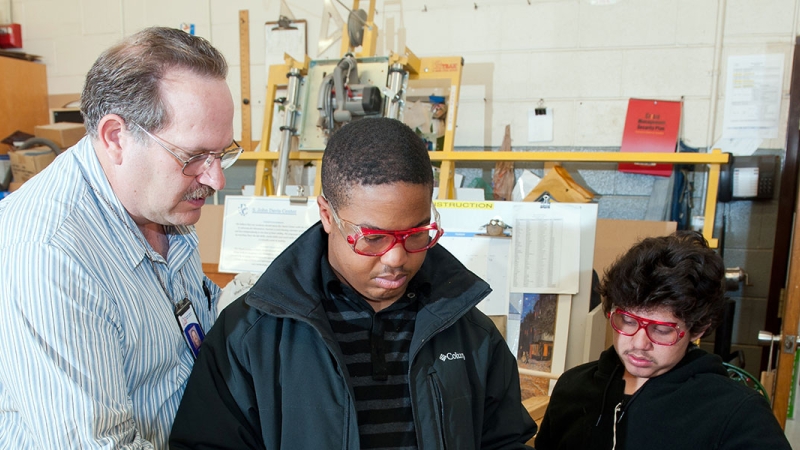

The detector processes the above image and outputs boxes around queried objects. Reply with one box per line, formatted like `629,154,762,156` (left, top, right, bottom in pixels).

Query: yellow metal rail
426,151,729,163
239,149,729,247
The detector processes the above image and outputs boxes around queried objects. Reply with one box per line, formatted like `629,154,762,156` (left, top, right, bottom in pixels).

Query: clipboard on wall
265,19,307,69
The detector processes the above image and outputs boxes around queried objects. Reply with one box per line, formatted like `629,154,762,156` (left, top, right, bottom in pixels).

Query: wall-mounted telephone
718,154,779,202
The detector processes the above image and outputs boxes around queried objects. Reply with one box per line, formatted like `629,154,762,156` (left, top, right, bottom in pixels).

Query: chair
723,362,770,400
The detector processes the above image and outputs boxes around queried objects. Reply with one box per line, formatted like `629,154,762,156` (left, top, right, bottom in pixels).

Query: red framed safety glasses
609,308,686,346
328,201,444,256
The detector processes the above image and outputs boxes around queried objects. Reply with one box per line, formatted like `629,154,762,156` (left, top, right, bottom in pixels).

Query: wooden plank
0,57,48,143
239,10,252,151
523,396,551,424
203,263,236,288
768,36,800,429
773,188,800,426
765,36,800,371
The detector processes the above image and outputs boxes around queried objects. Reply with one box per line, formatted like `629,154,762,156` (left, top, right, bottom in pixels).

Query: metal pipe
385,63,405,119
758,331,800,347
276,68,302,196
758,330,783,344
758,330,800,372
724,267,748,291
705,0,727,149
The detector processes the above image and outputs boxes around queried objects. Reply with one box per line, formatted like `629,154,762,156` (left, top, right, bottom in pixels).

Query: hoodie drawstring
595,365,621,426
612,401,623,450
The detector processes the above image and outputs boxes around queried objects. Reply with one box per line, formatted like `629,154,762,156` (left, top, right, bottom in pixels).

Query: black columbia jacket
170,223,536,449
535,345,791,450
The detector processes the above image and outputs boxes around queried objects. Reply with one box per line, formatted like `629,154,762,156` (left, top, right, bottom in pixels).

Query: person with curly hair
535,231,790,450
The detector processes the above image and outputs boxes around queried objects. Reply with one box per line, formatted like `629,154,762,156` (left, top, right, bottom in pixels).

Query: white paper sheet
722,54,785,139
435,200,585,314
218,196,320,273
439,232,511,315
711,137,763,157
528,107,554,142
509,204,581,294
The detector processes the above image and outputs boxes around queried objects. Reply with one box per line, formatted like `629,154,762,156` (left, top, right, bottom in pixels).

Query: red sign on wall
618,99,682,177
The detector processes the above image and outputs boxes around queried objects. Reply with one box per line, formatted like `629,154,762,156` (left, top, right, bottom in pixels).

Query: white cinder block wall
2,0,797,150
4,0,800,442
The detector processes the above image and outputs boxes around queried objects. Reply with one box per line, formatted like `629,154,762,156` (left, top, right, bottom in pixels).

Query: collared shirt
0,137,218,449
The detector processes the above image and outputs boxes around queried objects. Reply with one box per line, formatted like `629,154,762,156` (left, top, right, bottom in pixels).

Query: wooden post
773,191,800,426
238,10,252,151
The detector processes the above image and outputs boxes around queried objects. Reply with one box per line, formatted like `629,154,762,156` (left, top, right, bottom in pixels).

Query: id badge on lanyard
174,298,205,359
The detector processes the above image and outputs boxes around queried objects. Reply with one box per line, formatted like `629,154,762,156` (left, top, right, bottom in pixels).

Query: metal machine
250,0,464,197
298,54,395,150
316,53,384,138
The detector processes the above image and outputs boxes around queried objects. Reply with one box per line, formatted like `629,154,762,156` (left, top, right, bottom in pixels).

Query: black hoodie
535,345,790,450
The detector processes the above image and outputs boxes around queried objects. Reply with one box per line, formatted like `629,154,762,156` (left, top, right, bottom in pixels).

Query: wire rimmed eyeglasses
608,308,686,346
326,199,444,257
133,123,243,177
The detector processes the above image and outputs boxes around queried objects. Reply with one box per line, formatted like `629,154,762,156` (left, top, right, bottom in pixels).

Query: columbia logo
439,352,466,361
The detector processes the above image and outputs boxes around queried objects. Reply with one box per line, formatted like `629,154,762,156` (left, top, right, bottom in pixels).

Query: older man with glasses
170,117,537,449
0,27,238,449
535,231,791,450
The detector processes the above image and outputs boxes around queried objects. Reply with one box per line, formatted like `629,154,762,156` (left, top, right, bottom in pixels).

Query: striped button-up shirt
0,137,218,449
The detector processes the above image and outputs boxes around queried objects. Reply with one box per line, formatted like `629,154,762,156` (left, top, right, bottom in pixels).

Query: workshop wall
3,0,797,149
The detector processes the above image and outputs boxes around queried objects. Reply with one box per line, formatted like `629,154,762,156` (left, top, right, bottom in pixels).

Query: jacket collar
246,223,331,317
245,222,490,327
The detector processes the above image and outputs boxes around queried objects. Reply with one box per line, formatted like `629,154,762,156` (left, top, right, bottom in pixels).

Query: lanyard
84,176,206,358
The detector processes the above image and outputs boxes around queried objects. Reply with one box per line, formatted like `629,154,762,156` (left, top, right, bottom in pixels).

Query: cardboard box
588,219,678,360
593,219,677,277
196,204,224,264
34,123,86,149
194,204,238,288
9,146,56,183
48,93,81,109
0,154,9,190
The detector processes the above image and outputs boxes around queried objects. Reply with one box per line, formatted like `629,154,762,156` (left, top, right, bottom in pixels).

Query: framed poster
507,293,571,396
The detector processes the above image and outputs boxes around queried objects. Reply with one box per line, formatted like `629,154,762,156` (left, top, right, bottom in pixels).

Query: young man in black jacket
535,231,791,450
170,118,537,449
